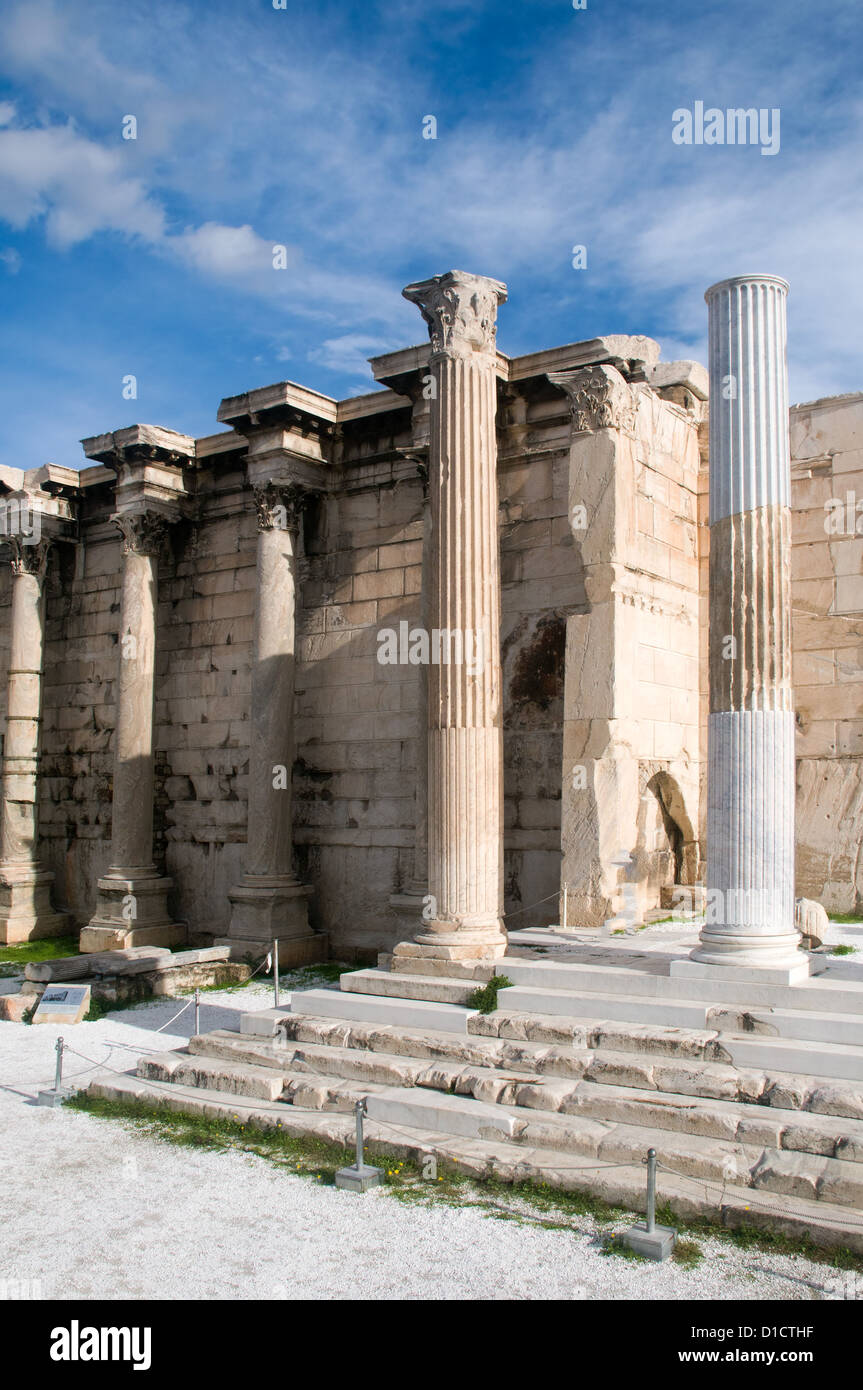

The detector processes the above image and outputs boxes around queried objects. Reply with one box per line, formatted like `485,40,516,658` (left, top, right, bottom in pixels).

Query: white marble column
676,275,808,982
394,270,508,965
226,482,316,961
81,509,183,952
0,539,68,942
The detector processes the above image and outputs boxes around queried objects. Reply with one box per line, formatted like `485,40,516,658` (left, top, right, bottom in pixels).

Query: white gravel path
0,973,858,1301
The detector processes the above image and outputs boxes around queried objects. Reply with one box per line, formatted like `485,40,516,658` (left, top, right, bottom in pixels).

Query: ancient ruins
0,269,860,959
3,269,863,1253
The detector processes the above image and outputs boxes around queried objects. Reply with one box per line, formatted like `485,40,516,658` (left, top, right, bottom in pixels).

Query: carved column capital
7,537,51,582
549,364,636,435
252,482,311,533
403,269,507,361
112,510,171,557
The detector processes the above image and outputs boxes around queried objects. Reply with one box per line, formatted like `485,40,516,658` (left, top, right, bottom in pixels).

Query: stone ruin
0,269,860,963
4,270,863,1255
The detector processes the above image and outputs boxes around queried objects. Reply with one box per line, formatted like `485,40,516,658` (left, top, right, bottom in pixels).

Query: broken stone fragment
795,898,830,950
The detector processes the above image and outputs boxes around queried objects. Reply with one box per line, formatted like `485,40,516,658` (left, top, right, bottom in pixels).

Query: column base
397,917,508,965
0,867,70,944
80,873,185,954
672,930,822,986
227,875,314,949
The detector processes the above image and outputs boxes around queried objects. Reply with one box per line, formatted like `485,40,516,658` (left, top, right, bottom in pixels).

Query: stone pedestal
227,483,320,964
674,275,807,983
393,270,508,966
82,511,183,953
0,539,68,943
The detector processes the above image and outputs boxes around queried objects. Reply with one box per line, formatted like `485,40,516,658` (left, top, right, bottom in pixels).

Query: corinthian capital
252,482,309,533
8,536,51,581
549,364,636,436
112,510,171,557
403,269,507,360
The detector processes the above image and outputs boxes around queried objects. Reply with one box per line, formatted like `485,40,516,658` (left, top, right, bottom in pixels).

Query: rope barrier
655,1158,863,1233
504,890,561,920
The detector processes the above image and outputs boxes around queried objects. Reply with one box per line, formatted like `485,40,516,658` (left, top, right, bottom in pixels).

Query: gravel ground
0,969,858,1302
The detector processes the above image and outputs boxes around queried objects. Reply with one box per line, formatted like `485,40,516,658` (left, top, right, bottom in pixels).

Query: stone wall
5,353,860,955
791,393,863,913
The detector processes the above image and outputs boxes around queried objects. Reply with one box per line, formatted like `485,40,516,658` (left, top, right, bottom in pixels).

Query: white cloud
308,333,394,380
174,222,279,280
0,120,164,246
0,246,21,273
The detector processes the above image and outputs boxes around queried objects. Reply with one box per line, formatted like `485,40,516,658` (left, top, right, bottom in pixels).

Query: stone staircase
87,944,863,1254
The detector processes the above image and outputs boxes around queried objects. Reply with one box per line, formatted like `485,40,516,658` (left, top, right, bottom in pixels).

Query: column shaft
82,510,183,952
1,555,46,864
245,518,299,877
109,543,158,874
226,483,315,958
690,274,806,977
0,541,67,942
399,269,508,962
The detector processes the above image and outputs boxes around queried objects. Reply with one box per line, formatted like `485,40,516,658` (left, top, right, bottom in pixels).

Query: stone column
81,510,183,952
389,466,431,935
393,269,508,966
674,275,809,982
0,539,68,942
226,482,317,963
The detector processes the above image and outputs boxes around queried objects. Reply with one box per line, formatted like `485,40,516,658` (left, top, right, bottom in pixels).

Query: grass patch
190,959,352,996
84,995,119,1023
467,974,513,1014
672,1238,704,1268
600,1233,646,1261
0,935,80,975
830,944,857,956
829,914,863,925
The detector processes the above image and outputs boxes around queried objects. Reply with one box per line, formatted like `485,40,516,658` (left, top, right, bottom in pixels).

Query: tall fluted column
676,275,808,982
227,483,316,962
81,510,183,952
395,269,508,964
0,539,67,942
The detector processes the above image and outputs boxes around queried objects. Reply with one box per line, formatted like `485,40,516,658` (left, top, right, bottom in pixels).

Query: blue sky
0,0,861,470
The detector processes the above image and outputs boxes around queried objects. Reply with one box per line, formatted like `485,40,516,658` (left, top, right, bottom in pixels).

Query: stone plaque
32,983,91,1025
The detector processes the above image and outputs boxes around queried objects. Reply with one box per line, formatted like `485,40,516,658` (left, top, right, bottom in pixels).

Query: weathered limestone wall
790,393,863,913
557,366,704,926
499,386,577,930
9,342,861,957
38,449,256,939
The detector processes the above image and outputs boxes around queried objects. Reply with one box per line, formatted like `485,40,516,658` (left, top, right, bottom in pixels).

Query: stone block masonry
0,271,860,957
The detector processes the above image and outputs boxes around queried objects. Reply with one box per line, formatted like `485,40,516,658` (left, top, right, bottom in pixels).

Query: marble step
288,986,474,1034
285,975,863,1081
501,985,863,1055
339,968,477,1006
499,956,863,1017
185,1030,863,1163
276,1013,863,1119
334,966,863,1048
128,1053,863,1209
87,1070,863,1256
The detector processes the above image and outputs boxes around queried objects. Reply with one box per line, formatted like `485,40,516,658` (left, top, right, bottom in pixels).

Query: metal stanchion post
335,1098,384,1191
273,938,280,1010
646,1147,657,1233
194,988,200,1036
562,884,568,931
620,1147,676,1260
38,1034,75,1108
